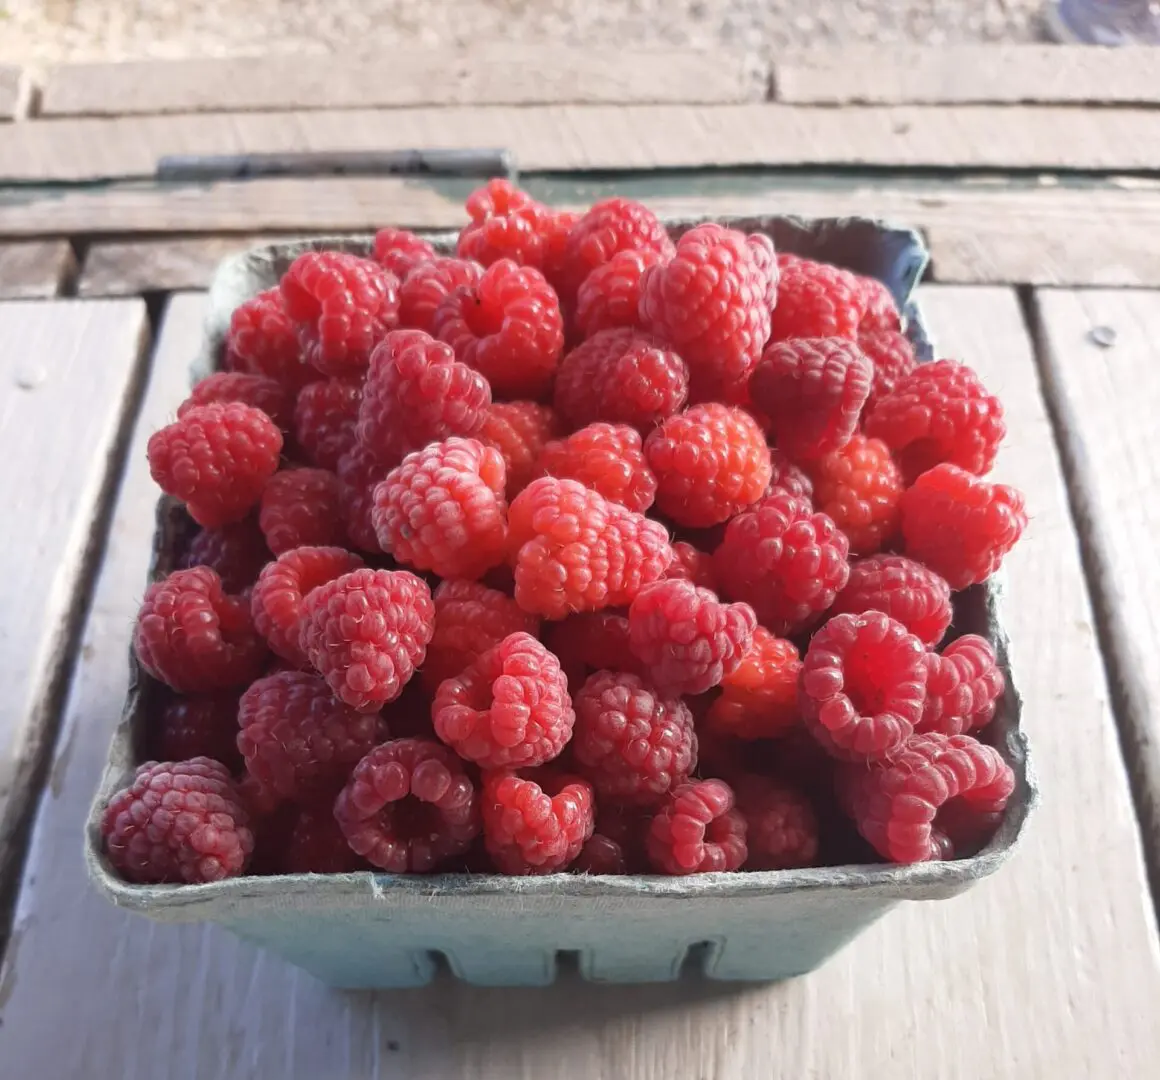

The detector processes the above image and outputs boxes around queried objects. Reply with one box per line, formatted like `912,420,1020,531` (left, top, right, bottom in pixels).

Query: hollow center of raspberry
844,643,900,714
462,291,505,337
389,797,445,843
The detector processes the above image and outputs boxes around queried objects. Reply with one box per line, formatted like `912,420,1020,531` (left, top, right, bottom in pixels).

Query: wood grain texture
0,67,27,121
0,241,76,299
774,45,1160,104
2,287,1157,1079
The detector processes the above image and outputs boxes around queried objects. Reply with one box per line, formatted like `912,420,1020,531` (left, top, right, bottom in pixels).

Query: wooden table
1,46,1159,1079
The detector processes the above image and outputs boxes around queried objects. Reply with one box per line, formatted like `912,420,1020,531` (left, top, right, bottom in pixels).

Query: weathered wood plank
0,67,27,122
0,241,76,299
2,288,1157,1079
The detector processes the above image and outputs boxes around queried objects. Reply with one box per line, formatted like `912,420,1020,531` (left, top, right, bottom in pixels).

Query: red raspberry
238,670,387,802
434,258,564,399
148,403,283,528
749,338,873,462
627,580,756,696
433,632,573,768
179,372,293,431
535,423,657,512
734,775,819,870
542,612,638,693
855,275,902,333
540,210,579,291
559,197,674,301
838,732,1015,862
767,447,815,503
664,540,717,590
900,464,1027,589
807,434,903,555
336,444,389,552
423,579,540,690
293,378,362,471
571,670,697,805
918,635,1005,736
299,568,435,712
282,806,367,873
865,360,1006,482
574,833,628,874
705,628,801,741
800,611,928,761
645,403,772,528
575,248,662,337
135,567,267,692
858,329,917,410
372,437,508,579
714,490,850,636
397,257,482,335
280,251,399,377
457,179,548,269
372,227,437,280
646,779,747,874
259,467,345,555
150,693,243,772
831,554,953,648
747,232,779,312
554,328,689,433
508,477,673,618
226,288,314,392
769,258,865,341
334,738,480,872
101,758,253,883
481,769,595,875
639,223,770,402
180,516,270,593
478,400,561,497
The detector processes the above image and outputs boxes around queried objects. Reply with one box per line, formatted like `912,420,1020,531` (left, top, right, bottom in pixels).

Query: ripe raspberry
664,540,717,590
372,227,437,280
553,328,689,433
646,779,747,874
135,567,267,692
251,546,365,664
638,223,770,401
855,275,902,333
769,258,865,341
542,612,638,692
148,403,283,528
535,423,657,512
293,378,362,471
101,758,254,884
481,769,595,875
800,611,928,761
457,179,548,268
299,568,434,712
433,632,573,768
434,258,564,399
574,833,628,875
900,464,1027,589
587,805,652,873
280,251,399,377
575,248,662,337
747,232,779,312
478,400,561,497
179,516,270,593
335,738,480,872
151,693,243,772
282,806,367,874
259,467,345,555
807,434,903,555
734,775,819,870
838,732,1015,862
918,635,1005,736
397,257,483,335
507,477,673,618
831,554,953,648
571,670,697,805
645,404,772,528
767,447,814,503
335,444,388,552
559,197,674,301
226,287,314,392
705,628,801,741
540,210,579,291
714,491,850,636
627,580,756,696
858,329,917,410
749,338,872,461
179,372,293,431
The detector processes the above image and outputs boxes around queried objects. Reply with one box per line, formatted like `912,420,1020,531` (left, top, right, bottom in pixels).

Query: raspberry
646,779,747,874
705,627,801,741
865,360,1006,483
855,275,902,333
918,635,1005,735
101,758,254,884
900,464,1027,589
858,329,917,410
478,400,560,497
259,467,345,555
299,568,434,712
434,258,564,399
838,732,1015,862
457,179,548,269
769,258,865,341
627,580,756,696
571,670,697,805
148,403,283,528
334,738,480,872
767,447,814,503
135,567,267,692
433,632,573,768
747,232,779,312
372,227,437,280
251,546,365,664
542,612,638,692
226,287,314,392
336,444,389,552
280,251,399,377
481,769,595,875
372,437,508,579
293,378,362,471
664,540,717,590
150,693,243,772
639,223,770,401
714,491,850,636
282,806,367,874
553,328,689,433
574,834,628,874
807,434,903,555
831,554,953,648
800,611,928,761
356,329,491,468
540,210,580,291
589,805,652,873
535,423,657,513
507,477,673,618
734,775,819,870
574,248,663,337
179,372,294,431
645,404,772,528
749,338,873,462
179,516,270,593
397,257,483,335
559,197,674,301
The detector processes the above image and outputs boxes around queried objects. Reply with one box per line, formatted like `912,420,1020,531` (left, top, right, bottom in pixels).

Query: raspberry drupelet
372,227,437,280
646,779,747,874
179,516,270,594
664,540,718,591
477,400,561,497
258,467,345,555
705,627,802,741
807,434,904,555
734,775,819,871
179,372,294,432
151,692,244,772
335,444,391,553
769,258,866,341
574,247,663,337
831,554,953,648
558,196,674,302
767,448,815,504
293,377,362,471
397,257,483,335
481,769,595,875
535,422,657,513
854,275,902,333
918,635,1006,736
226,287,315,393
858,328,918,410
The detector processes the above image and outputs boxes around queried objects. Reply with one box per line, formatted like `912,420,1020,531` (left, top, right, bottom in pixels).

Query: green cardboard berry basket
84,213,1037,988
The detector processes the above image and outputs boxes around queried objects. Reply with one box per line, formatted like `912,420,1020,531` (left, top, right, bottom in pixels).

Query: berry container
85,214,1036,988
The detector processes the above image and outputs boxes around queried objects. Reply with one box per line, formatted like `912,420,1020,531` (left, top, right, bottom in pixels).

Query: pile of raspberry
101,184,1024,884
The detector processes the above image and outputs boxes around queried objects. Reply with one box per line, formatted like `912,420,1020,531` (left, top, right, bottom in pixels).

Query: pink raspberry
372,227,437,279
481,769,595,875
575,247,663,337
293,378,362,471
858,328,917,410
151,692,244,772
179,372,293,432
535,422,657,512
767,447,815,503
747,232,779,312
734,775,819,870
280,806,367,874
397,257,483,334
918,635,1005,735
456,179,549,269
179,516,270,593
259,467,345,554
646,779,747,874
769,258,865,341
664,540,717,590
478,400,561,497
855,275,902,333
334,444,388,552
226,287,314,392
542,613,639,693
831,554,953,648
558,197,674,302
